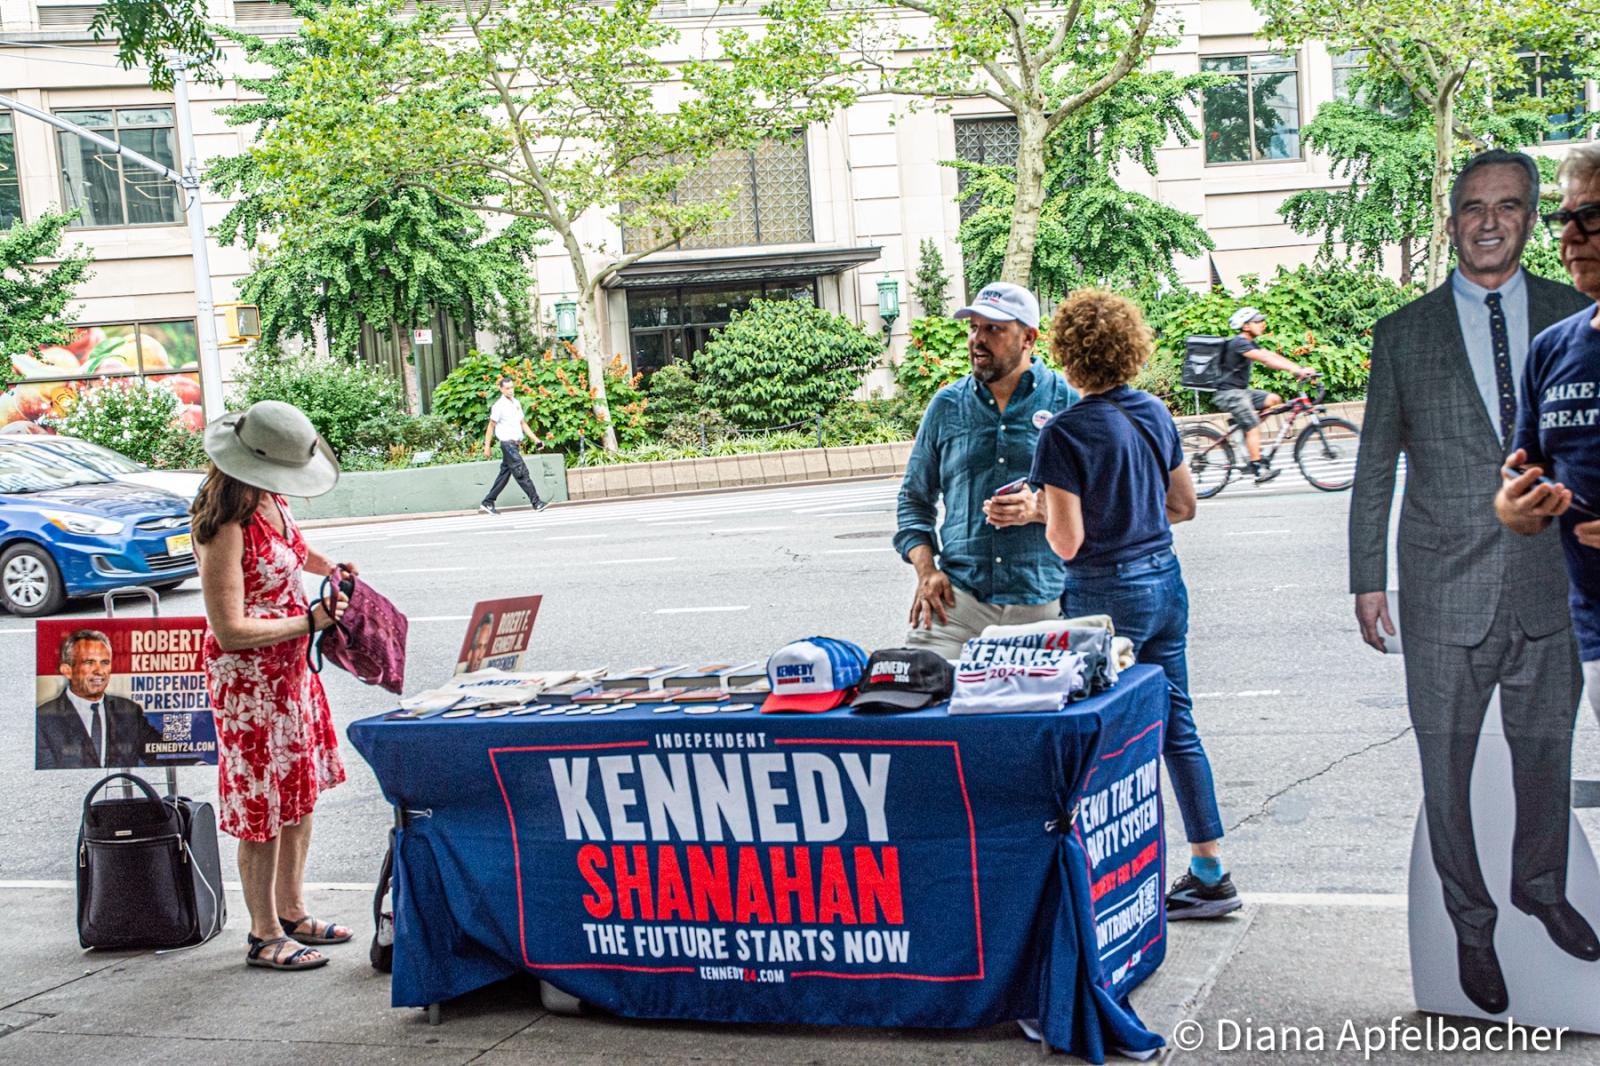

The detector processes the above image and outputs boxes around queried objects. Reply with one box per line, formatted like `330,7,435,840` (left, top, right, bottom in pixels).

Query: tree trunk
577,284,619,451
1399,235,1414,287
1001,112,1049,289
1425,94,1455,291
392,322,422,416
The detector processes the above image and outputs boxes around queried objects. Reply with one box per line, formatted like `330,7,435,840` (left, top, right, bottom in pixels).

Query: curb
297,472,902,530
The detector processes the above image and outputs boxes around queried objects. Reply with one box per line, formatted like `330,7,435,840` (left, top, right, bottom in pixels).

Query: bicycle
1179,377,1360,499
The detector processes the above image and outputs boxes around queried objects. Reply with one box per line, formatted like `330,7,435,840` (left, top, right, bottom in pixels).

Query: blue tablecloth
348,664,1170,1063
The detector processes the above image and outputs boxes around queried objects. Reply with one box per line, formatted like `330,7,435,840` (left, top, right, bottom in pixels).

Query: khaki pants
903,583,1060,659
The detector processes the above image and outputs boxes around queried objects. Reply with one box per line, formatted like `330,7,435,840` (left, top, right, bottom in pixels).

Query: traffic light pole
0,59,225,422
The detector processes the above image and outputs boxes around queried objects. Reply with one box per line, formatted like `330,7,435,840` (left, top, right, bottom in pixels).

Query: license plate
165,533,193,557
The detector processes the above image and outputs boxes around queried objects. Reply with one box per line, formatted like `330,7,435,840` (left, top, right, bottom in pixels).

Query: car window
0,447,115,493
36,438,147,476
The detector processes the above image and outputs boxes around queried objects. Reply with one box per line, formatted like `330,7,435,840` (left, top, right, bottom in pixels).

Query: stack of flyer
397,668,605,714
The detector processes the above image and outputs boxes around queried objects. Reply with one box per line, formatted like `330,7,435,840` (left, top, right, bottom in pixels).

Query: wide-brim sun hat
203,400,340,497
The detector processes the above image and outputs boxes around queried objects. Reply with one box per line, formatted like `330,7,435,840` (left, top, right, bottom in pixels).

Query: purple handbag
307,568,409,694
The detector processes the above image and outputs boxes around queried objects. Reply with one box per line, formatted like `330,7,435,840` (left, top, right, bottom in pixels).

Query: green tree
953,71,1213,302
911,238,953,317
87,0,221,90
1256,0,1584,288
1278,101,1434,284
246,0,858,448
0,210,93,386
208,10,539,413
870,0,1163,287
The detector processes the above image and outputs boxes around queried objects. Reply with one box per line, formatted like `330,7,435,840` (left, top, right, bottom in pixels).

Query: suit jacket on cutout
35,691,163,770
1348,273,1594,648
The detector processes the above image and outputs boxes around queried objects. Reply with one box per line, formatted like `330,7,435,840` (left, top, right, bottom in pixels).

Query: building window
622,137,813,255
953,117,1020,221
1331,49,1367,105
55,107,183,228
1201,53,1302,164
626,279,818,374
1519,54,1589,143
0,113,19,230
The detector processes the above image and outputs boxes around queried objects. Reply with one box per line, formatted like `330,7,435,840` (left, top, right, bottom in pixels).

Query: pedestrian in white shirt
480,376,548,516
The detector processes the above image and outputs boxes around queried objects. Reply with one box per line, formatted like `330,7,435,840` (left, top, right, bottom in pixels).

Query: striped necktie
1484,292,1517,451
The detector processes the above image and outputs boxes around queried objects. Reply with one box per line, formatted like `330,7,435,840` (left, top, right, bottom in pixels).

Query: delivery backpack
77,773,226,950
1180,335,1229,391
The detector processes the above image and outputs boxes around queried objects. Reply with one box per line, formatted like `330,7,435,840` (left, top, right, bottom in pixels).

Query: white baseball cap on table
953,282,1041,330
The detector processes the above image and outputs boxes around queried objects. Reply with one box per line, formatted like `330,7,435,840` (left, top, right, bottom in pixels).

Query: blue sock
1189,856,1225,885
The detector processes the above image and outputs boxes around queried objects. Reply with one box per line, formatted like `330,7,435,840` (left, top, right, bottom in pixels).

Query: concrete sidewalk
3,886,1593,1065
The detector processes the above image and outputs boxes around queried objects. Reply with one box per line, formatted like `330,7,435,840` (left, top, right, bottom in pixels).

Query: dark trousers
484,440,543,508
1404,600,1582,947
1062,548,1224,844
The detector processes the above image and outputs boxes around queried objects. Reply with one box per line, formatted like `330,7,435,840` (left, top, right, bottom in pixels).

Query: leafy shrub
692,300,881,429
641,362,704,434
1139,261,1415,406
230,349,405,457
55,380,195,467
149,425,209,470
819,398,922,447
431,348,648,454
895,316,970,409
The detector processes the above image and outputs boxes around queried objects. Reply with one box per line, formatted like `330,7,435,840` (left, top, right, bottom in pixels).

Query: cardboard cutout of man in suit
1349,149,1596,1016
35,629,162,770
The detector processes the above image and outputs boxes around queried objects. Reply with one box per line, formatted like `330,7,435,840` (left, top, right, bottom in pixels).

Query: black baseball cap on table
850,648,954,712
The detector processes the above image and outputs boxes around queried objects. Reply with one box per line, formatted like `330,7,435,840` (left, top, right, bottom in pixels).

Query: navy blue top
1029,385,1183,569
894,358,1079,605
1512,304,1600,659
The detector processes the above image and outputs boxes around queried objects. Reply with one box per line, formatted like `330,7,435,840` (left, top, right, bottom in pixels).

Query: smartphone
993,477,1030,497
1502,465,1600,519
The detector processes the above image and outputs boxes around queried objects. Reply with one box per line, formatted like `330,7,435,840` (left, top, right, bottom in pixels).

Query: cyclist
1214,307,1319,484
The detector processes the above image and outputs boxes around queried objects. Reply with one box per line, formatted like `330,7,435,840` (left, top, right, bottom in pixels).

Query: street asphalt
4,472,1599,1064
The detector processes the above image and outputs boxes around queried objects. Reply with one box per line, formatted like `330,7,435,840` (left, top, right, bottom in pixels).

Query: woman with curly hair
1029,289,1238,921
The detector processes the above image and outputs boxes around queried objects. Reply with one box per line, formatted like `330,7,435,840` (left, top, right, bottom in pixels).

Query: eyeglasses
1542,203,1600,239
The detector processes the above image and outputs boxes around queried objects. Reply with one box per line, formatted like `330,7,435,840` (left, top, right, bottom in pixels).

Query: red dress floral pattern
204,496,345,842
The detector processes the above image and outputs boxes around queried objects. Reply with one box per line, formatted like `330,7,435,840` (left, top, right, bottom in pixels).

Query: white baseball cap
954,282,1041,330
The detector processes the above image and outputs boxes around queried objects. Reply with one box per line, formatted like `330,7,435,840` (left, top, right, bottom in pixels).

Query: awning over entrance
603,245,883,289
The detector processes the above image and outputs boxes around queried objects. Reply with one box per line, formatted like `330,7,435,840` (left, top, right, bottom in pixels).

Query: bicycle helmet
1228,307,1265,331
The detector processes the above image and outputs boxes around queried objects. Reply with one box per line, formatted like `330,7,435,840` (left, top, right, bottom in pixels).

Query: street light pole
0,57,226,422
168,55,226,423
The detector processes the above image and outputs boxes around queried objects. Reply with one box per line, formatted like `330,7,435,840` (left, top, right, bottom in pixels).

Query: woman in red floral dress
193,401,356,971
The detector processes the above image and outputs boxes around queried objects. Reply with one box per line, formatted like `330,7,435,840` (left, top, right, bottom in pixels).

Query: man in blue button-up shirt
894,282,1078,657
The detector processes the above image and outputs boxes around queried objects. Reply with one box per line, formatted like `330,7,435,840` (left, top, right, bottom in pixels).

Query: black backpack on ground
1180,335,1229,391
77,773,226,950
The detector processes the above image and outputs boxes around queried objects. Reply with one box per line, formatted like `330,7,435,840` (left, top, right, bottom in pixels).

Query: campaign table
348,664,1171,1063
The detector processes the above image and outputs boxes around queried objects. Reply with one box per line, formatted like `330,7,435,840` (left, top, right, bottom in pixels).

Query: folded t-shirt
949,638,1089,715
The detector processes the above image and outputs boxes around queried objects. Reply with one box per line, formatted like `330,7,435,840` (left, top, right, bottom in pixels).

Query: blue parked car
0,443,197,616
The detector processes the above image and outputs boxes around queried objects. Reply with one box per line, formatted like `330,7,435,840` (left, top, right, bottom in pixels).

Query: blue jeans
1062,548,1224,844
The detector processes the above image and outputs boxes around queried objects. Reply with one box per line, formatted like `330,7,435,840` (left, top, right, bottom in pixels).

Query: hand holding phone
1501,461,1599,518
993,477,1030,497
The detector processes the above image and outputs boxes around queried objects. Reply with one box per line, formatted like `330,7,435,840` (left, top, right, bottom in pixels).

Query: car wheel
0,544,66,617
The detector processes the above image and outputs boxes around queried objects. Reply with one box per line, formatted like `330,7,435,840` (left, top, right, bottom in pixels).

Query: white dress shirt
65,688,106,767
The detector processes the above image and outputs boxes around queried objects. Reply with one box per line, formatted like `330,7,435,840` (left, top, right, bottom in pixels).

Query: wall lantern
877,277,901,338
554,299,579,343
